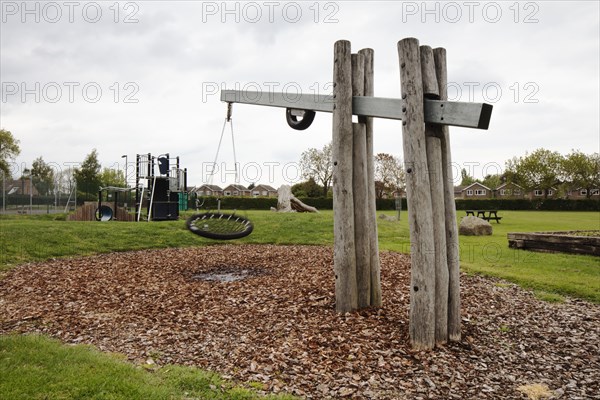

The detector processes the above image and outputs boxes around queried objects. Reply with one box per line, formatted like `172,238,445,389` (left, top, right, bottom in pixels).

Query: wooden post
351,53,371,309
420,46,439,99
434,47,461,341
359,47,382,307
421,45,449,344
398,38,435,349
425,135,449,344
332,40,357,313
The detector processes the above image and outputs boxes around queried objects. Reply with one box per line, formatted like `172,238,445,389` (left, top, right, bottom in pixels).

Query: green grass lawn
0,334,293,400
1,210,599,399
2,210,598,302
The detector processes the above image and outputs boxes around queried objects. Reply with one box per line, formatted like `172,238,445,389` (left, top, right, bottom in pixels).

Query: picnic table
465,210,502,223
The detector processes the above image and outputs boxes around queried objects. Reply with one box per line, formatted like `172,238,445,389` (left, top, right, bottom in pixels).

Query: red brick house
251,184,278,197
461,182,492,199
494,182,525,199
192,184,223,197
223,184,251,197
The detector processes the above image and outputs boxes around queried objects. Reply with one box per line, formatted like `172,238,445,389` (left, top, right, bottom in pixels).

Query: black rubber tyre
286,108,316,130
186,212,253,240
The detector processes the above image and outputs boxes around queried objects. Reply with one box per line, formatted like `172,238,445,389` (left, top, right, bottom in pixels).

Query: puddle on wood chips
192,268,262,282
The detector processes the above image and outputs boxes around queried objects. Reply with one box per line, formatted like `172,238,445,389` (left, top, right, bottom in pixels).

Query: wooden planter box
507,231,600,257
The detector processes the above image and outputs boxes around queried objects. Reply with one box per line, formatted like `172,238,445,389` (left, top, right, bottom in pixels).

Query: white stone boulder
459,216,492,236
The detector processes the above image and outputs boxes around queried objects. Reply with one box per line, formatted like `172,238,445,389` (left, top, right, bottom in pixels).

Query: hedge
198,197,598,212
3,195,597,212
455,198,600,211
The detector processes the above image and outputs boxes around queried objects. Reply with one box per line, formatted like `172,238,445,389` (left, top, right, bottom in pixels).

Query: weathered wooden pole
421,45,449,344
434,47,461,341
359,47,382,307
398,38,436,349
351,53,371,309
332,40,357,313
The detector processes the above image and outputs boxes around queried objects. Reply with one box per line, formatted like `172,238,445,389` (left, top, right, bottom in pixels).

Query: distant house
567,187,600,199
528,187,557,199
223,184,250,197
5,178,40,196
391,189,406,199
461,182,492,199
453,185,465,199
251,184,278,198
192,184,223,197
494,182,525,199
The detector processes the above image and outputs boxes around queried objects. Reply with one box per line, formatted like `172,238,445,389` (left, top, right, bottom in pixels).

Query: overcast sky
1,1,598,188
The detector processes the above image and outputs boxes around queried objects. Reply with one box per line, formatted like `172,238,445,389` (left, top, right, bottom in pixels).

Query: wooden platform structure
68,202,135,222
508,231,600,257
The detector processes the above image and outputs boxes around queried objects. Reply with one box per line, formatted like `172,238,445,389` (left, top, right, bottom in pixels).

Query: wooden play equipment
219,38,493,349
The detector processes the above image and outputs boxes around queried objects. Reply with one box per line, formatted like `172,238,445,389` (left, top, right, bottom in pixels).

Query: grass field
1,210,599,399
1,210,598,302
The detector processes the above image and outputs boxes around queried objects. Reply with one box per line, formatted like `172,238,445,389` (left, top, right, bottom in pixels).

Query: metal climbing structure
135,153,187,221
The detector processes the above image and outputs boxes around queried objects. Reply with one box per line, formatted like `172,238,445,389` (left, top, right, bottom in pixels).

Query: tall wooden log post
434,47,461,341
351,53,371,309
399,39,464,349
359,48,382,307
332,40,358,313
421,45,449,344
398,38,436,349
333,41,382,313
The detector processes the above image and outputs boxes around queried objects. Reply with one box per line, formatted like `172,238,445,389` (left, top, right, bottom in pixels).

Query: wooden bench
465,210,502,223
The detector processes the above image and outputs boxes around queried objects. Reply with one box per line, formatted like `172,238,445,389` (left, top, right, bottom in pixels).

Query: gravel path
1,245,598,399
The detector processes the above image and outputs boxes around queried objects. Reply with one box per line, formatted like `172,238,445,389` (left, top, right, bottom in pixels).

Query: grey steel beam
220,90,492,129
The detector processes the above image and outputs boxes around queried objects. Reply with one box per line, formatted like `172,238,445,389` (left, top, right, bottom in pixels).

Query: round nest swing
186,212,253,240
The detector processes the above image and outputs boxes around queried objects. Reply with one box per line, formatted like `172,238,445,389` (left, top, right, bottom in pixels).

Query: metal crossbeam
220,90,492,129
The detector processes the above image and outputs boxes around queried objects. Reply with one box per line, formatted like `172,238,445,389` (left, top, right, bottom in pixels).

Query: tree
299,142,332,197
74,149,102,199
505,148,563,198
291,177,323,198
31,156,55,195
460,168,476,186
0,128,21,178
481,174,502,190
374,180,387,199
57,166,76,195
562,150,600,198
100,168,126,188
247,182,256,190
374,153,405,199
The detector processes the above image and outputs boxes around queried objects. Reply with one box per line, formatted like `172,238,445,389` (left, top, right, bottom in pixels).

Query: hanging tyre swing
186,212,253,240
187,102,254,240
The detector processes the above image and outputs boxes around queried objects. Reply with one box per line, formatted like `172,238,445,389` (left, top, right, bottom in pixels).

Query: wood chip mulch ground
1,245,598,399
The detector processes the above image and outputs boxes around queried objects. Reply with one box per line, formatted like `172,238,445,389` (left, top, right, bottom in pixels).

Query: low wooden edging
507,231,600,257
